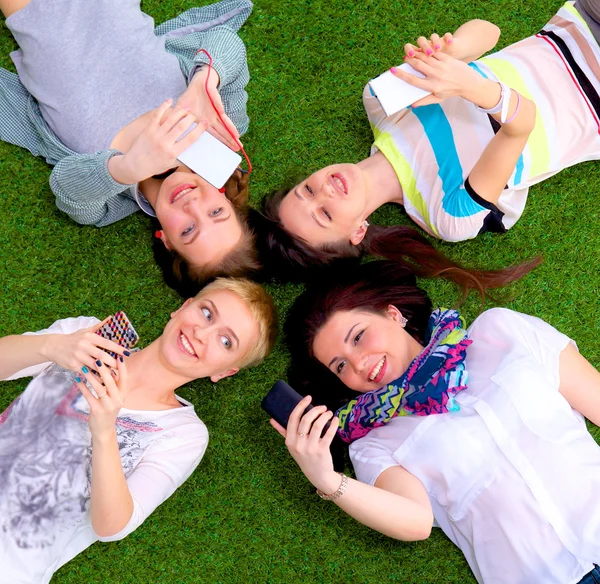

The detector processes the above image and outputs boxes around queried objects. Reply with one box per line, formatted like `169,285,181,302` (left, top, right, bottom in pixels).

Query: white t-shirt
350,309,600,584
0,317,209,584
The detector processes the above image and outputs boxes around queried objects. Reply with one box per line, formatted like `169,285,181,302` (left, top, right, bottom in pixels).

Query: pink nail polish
427,49,433,55
435,44,441,50
390,67,398,73
409,51,415,57
448,38,453,44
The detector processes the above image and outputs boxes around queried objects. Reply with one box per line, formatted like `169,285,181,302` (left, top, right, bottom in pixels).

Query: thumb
412,94,444,107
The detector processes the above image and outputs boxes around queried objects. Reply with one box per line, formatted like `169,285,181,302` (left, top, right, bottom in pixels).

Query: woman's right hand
403,32,455,58
117,100,208,184
270,395,342,495
41,318,128,374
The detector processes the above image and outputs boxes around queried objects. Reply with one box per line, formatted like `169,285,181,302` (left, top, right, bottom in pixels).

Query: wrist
107,154,139,185
91,427,118,447
462,77,501,110
38,334,59,363
314,471,343,495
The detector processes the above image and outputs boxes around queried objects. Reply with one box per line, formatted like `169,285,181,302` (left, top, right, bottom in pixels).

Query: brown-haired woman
0,0,259,294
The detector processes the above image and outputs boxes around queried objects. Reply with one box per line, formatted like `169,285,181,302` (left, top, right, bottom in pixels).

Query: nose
321,181,336,200
349,353,368,375
193,324,210,344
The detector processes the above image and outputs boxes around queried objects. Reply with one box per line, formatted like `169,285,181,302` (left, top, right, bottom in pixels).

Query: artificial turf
0,0,599,582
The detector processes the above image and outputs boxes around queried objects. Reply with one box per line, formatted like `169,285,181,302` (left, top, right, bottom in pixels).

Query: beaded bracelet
317,473,349,501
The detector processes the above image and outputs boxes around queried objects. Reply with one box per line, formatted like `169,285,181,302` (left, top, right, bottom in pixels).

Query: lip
170,184,197,204
177,330,198,358
329,173,348,195
368,356,387,385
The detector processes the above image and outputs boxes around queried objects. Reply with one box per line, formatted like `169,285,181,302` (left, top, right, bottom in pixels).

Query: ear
349,221,368,246
210,368,239,383
170,297,194,319
386,304,403,322
160,232,172,251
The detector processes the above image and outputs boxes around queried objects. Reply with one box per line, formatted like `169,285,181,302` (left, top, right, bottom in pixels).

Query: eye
305,184,314,196
182,223,195,236
320,207,332,221
220,335,232,349
353,330,364,345
202,307,212,321
209,207,223,217
336,360,346,375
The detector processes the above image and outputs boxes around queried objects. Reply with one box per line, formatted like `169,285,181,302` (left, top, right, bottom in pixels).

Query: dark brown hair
284,260,434,470
257,188,541,299
153,170,261,297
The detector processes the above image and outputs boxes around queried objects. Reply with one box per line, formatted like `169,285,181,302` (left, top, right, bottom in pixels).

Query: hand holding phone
95,311,139,359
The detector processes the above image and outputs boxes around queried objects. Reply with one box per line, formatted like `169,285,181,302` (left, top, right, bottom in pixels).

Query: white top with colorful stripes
364,2,600,241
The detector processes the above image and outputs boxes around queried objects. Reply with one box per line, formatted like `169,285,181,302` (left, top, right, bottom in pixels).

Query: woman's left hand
392,51,481,107
175,67,241,151
270,395,342,495
76,359,129,440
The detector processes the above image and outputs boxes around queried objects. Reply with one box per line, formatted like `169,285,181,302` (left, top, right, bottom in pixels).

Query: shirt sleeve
97,419,209,542
2,316,100,381
349,434,400,487
49,150,140,226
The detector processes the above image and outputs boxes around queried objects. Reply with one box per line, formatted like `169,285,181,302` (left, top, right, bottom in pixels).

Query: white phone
368,63,432,117
177,128,242,189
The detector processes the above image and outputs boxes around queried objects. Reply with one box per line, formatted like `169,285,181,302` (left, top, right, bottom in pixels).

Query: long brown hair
257,188,541,299
153,170,261,297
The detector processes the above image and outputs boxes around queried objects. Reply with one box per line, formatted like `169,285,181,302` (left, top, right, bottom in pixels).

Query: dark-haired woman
259,3,600,275
0,0,259,294
271,260,600,584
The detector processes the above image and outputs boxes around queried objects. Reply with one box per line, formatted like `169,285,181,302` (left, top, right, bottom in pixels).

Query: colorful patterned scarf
336,309,472,444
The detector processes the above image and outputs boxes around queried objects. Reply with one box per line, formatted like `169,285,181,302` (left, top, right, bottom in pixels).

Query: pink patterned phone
95,311,139,358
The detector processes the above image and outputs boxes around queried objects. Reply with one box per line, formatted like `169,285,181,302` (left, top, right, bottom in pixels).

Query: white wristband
477,82,512,122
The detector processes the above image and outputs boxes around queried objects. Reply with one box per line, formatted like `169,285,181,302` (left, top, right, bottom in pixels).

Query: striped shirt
0,0,252,227
364,2,600,242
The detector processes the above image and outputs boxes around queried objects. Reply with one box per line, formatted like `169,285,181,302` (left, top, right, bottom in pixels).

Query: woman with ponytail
260,4,600,272
271,260,600,584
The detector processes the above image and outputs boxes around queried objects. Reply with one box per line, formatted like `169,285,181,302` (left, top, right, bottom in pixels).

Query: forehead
313,310,359,357
278,187,333,247
194,288,259,350
180,213,243,264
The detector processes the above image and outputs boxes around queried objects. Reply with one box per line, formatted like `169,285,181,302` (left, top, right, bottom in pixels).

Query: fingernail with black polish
96,360,102,367
120,356,124,363
123,351,131,357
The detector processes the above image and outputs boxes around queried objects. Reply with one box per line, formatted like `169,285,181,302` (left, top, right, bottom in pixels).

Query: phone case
261,380,314,429
96,311,139,358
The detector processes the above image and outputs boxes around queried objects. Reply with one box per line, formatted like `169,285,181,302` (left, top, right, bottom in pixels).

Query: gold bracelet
316,473,348,501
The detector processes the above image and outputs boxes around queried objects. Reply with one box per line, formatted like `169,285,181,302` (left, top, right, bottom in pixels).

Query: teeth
173,187,194,202
368,357,385,381
333,176,345,192
180,333,196,356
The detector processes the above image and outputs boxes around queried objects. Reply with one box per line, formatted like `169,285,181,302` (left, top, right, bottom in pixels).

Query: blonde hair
196,277,278,368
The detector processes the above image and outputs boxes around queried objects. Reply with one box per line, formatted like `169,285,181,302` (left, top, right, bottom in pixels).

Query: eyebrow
207,299,240,349
328,323,359,368
294,186,326,229
183,213,232,246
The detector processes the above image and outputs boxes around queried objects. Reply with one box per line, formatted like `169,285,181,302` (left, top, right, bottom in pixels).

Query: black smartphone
261,380,313,429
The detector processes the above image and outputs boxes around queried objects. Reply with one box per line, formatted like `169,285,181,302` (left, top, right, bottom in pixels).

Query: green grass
1,0,599,582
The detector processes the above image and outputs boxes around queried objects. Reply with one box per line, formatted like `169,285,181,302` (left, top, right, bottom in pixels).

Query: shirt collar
133,184,157,217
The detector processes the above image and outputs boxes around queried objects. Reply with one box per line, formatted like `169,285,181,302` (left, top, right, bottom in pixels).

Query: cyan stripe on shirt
411,105,485,218
469,62,524,185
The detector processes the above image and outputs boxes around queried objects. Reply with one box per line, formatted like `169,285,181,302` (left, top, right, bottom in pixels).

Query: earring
364,221,370,228
218,187,226,193
154,230,163,239
399,316,408,328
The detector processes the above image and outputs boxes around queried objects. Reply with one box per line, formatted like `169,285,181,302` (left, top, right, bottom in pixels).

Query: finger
297,405,328,436
404,53,437,76
89,351,118,371
154,99,174,125
308,410,334,442
75,376,99,409
417,35,434,56
404,43,417,58
161,107,194,134
221,113,240,141
270,419,287,438
207,124,238,151
81,370,104,393
412,94,444,107
168,112,198,141
430,33,442,52
95,363,118,398
91,316,112,333
443,32,453,45
90,335,128,358
321,416,340,446
390,66,431,91
176,120,208,152
287,395,312,435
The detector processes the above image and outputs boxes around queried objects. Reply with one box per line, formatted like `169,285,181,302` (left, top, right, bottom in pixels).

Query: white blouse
0,317,209,584
349,308,600,584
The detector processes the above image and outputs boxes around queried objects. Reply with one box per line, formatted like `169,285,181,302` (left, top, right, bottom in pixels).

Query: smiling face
277,163,370,247
312,306,424,392
153,169,243,266
159,288,260,382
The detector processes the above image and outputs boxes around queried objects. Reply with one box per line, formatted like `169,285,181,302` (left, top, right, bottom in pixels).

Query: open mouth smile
368,356,386,384
330,173,348,195
170,184,197,204
177,331,198,358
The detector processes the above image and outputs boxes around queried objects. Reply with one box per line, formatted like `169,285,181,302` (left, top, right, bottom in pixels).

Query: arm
272,396,433,542
0,318,127,380
559,343,600,426
393,52,536,205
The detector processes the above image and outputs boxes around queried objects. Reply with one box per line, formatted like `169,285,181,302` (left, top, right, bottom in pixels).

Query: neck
124,341,194,407
357,151,404,217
